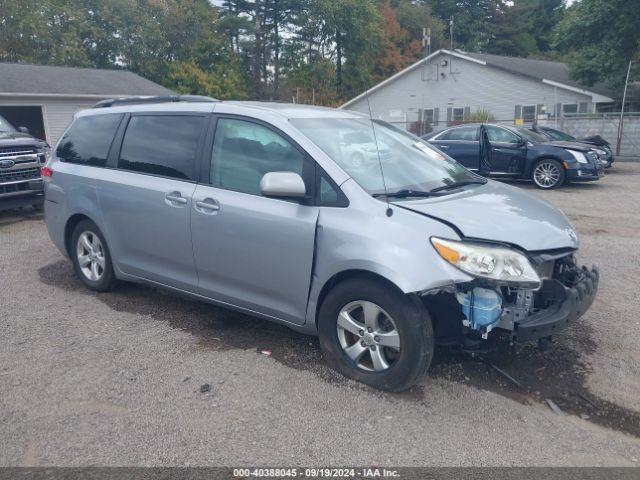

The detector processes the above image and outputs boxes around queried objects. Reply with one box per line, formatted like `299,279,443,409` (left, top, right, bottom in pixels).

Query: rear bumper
512,266,599,343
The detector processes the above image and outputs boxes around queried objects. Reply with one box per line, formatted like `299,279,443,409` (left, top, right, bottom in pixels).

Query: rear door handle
439,145,449,149
195,197,220,214
165,191,188,206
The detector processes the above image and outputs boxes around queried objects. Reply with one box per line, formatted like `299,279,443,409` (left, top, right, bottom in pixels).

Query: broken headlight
431,237,540,288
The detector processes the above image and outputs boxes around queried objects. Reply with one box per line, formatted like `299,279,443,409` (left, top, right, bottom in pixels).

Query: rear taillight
41,166,53,179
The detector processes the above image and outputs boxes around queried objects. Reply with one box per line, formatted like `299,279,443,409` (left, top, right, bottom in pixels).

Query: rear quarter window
56,114,122,167
118,115,206,181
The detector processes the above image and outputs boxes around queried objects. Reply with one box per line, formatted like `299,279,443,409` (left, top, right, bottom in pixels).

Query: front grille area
0,146,36,158
586,151,598,164
0,167,41,182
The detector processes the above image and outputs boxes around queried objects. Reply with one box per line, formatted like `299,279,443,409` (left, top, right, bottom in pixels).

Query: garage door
0,106,46,141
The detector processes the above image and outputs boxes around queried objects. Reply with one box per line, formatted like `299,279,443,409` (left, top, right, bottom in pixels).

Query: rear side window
118,115,205,181
56,114,122,167
438,126,478,141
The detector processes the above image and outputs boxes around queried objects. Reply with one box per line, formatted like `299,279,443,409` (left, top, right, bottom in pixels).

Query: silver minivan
43,97,598,391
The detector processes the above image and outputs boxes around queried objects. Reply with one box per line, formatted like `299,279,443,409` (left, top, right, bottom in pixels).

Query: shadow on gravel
39,258,640,437
0,208,43,228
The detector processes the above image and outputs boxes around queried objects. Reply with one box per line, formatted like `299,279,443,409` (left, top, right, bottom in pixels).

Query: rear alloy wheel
76,231,106,282
532,159,564,189
71,219,117,292
319,277,433,391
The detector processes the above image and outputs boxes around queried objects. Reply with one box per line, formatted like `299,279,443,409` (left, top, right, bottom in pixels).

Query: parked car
0,114,48,211
423,124,604,189
532,125,614,168
43,97,598,391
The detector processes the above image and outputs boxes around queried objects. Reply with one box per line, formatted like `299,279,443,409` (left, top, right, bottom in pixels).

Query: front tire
71,219,117,292
532,159,565,189
318,276,434,391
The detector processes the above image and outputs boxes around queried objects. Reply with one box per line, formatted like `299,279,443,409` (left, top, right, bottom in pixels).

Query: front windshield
544,128,576,141
290,117,480,196
515,127,548,143
0,115,17,133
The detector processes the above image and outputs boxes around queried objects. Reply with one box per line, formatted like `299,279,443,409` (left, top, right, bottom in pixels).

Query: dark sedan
423,124,603,189
532,125,614,168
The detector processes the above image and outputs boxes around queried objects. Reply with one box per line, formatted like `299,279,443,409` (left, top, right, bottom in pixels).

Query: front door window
211,118,307,196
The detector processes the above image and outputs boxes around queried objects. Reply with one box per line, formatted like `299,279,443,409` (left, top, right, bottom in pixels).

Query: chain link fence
382,113,640,159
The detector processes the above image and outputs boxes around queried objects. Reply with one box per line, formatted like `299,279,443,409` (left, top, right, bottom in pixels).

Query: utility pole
449,16,454,50
616,59,633,156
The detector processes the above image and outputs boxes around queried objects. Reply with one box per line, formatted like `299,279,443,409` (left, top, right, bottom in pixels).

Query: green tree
555,0,639,93
429,0,501,51
486,0,565,57
394,1,445,54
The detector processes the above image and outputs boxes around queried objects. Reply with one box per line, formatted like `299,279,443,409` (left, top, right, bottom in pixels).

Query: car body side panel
490,142,527,173
191,184,319,326
43,182,69,257
97,169,198,291
43,161,107,257
430,140,480,170
303,179,473,332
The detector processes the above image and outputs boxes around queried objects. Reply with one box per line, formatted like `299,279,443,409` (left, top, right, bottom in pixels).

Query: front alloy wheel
337,300,401,372
533,159,564,189
318,276,434,391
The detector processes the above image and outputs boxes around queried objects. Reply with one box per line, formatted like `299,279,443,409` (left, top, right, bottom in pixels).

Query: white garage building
0,62,172,146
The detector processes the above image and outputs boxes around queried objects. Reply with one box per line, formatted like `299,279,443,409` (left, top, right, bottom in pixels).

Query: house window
562,104,578,115
422,109,434,124
452,107,465,122
522,105,536,123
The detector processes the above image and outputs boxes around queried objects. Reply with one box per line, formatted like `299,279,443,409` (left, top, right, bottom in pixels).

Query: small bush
465,109,496,123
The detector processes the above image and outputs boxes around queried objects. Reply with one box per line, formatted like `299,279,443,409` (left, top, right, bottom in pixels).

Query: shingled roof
0,62,173,96
463,52,613,98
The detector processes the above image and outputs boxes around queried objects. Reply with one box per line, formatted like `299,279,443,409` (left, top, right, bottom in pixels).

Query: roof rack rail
92,95,219,109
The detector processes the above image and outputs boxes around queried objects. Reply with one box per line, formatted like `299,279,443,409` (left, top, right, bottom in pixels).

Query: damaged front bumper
510,266,599,343
446,255,599,346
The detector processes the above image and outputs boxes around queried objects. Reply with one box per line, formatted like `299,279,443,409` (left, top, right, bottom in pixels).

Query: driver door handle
195,197,220,214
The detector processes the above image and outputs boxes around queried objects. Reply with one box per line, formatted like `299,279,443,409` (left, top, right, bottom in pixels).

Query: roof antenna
363,83,393,217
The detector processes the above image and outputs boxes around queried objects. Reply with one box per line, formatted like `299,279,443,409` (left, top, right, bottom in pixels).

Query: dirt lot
1,164,640,466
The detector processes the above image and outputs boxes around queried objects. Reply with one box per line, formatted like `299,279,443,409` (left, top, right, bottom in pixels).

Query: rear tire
318,276,434,392
70,219,117,292
532,159,565,189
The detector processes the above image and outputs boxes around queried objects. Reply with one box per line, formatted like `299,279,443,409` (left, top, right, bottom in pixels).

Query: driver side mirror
260,172,306,199
18,126,29,134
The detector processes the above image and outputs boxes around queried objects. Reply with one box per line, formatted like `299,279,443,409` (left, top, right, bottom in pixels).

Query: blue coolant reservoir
456,288,503,334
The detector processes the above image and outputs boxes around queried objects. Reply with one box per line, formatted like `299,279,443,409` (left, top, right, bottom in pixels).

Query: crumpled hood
394,181,579,252
548,140,591,152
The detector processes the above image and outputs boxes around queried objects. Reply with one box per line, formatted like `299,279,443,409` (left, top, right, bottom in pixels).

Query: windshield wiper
429,179,487,193
373,189,443,199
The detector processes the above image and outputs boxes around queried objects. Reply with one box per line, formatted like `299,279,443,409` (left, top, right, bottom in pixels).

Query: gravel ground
1,164,640,466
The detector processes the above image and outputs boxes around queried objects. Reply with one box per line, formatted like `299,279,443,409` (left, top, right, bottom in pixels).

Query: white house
0,63,172,146
342,49,614,132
